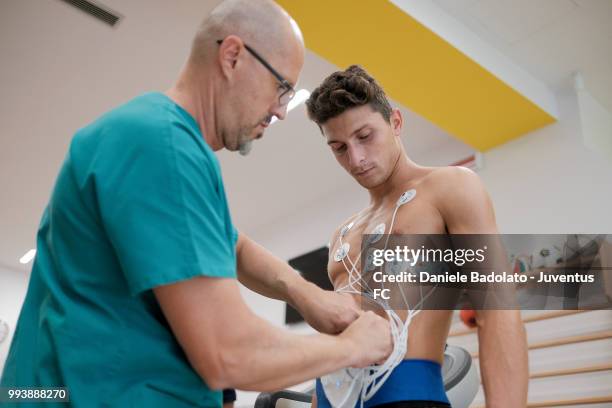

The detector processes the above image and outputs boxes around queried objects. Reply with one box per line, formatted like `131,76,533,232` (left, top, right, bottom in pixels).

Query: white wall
0,266,29,374
480,83,612,234
574,73,612,162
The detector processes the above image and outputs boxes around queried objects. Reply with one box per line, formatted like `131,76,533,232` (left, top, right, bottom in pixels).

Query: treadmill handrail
254,390,312,408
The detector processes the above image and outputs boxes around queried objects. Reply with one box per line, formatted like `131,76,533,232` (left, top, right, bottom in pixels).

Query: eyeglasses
217,39,296,106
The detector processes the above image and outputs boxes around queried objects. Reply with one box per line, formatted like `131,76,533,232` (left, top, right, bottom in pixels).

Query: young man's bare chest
328,189,446,288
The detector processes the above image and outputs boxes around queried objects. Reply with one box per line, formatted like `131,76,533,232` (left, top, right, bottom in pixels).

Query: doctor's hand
293,283,360,334
340,311,393,368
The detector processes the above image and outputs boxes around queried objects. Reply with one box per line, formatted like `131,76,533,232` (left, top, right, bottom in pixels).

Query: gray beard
239,140,253,156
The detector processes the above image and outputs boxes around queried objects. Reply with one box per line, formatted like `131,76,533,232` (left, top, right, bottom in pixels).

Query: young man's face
322,105,402,189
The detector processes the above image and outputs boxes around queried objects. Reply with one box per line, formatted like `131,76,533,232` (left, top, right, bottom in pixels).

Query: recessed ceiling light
19,249,36,264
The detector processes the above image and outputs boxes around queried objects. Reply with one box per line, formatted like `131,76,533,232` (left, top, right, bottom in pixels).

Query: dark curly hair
306,65,393,132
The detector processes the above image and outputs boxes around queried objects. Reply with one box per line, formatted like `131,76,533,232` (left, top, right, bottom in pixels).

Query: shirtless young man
306,66,528,408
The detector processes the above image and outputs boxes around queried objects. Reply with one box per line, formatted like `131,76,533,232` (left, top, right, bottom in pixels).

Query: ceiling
277,0,557,151
1,0,610,272
433,0,612,114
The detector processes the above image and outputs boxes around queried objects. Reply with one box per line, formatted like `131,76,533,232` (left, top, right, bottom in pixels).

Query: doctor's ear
217,36,243,77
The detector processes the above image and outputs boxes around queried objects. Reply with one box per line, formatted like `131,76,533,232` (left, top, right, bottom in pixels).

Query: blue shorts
315,359,450,408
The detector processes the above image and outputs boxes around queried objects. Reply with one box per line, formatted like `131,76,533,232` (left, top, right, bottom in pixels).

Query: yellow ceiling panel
278,0,556,151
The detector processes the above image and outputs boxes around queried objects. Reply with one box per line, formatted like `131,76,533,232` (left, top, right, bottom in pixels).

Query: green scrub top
1,92,238,407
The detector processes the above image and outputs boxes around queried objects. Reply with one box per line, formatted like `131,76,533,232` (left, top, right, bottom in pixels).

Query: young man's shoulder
419,166,482,198
422,165,477,182
419,166,495,233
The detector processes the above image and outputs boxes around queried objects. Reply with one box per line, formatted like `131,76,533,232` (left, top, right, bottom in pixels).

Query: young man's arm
438,167,528,408
235,232,360,334
154,276,392,391
473,309,528,407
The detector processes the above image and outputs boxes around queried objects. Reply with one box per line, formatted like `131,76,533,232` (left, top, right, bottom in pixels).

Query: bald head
190,0,304,65
171,0,305,154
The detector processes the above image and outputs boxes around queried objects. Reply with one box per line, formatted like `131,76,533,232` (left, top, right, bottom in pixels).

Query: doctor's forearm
235,233,307,306
215,316,355,391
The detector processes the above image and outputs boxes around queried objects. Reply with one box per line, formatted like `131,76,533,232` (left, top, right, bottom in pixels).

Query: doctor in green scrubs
0,0,392,407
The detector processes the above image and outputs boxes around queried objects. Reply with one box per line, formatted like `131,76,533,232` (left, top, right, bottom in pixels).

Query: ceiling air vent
60,0,122,27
